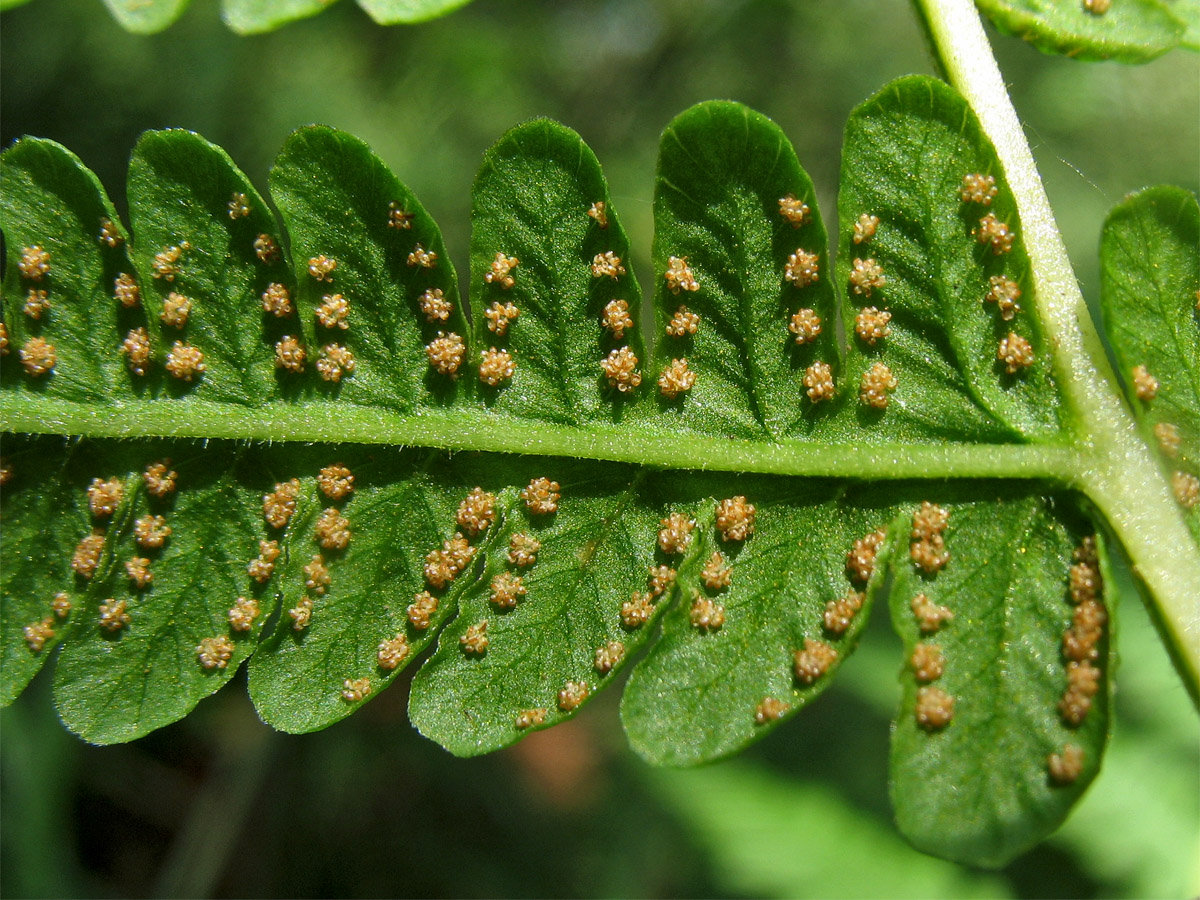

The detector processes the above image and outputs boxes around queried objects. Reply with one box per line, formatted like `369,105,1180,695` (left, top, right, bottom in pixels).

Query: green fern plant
1,0,1196,870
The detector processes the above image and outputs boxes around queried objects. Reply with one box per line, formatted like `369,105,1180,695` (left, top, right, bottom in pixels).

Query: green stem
0,394,1077,481
916,0,1200,703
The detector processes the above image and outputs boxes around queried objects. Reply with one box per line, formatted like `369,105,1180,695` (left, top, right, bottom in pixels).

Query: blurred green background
1,0,1198,896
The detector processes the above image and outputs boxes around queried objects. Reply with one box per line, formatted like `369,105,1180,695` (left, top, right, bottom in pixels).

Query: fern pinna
2,76,1196,868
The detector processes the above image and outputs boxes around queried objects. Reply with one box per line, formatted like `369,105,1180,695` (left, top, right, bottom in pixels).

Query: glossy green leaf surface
649,102,835,440
0,138,133,405
887,492,1112,867
269,125,462,413
0,436,88,704
1099,185,1200,542
975,0,1186,62
467,120,644,427
622,479,897,765
127,130,286,406
834,76,1061,445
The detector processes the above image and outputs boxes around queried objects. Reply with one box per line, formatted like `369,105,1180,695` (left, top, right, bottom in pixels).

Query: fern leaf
2,75,1194,867
973,0,1188,62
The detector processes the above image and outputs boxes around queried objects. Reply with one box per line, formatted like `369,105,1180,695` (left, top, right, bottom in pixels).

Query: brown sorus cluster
975,213,1014,254
715,496,756,542
754,697,791,724
557,680,589,710
484,301,520,335
485,253,520,290
915,686,955,730
522,477,561,514
794,637,838,684
507,533,541,567
689,594,725,631
460,621,489,655
911,593,954,633
197,635,235,670
960,173,997,205
784,249,820,288
341,678,372,702
602,299,633,338
664,256,699,294
859,362,897,409
489,572,526,609
658,513,695,555
848,258,886,296
426,332,466,377
70,532,106,580
228,596,260,632
778,195,810,227
593,641,626,674
600,347,642,392
911,501,950,574
1059,537,1106,727
591,251,625,280
846,528,886,583
407,591,439,630
263,479,301,530
377,635,410,670
823,590,863,635
456,487,496,536
424,534,476,589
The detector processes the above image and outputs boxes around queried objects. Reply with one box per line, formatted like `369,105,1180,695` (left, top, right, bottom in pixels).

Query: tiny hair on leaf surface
1,71,1197,868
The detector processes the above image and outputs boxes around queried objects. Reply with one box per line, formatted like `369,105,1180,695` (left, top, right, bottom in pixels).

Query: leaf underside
1099,186,1200,544
974,0,1191,62
0,75,1148,867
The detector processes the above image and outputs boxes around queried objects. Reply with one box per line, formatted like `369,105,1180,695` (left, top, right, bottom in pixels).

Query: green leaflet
650,102,836,440
467,119,645,426
834,76,1061,445
0,436,89,704
100,0,190,34
622,479,897,765
248,447,465,734
269,125,462,413
2,75,1190,867
128,130,288,406
357,0,477,25
887,492,1113,868
410,460,665,755
0,138,134,405
975,0,1187,62
222,0,338,34
1099,186,1200,543
54,443,265,744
